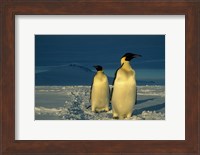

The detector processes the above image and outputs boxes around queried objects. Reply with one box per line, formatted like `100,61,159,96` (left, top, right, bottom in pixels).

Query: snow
35,85,165,120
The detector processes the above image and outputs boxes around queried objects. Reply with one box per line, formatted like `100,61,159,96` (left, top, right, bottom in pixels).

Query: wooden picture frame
0,0,199,154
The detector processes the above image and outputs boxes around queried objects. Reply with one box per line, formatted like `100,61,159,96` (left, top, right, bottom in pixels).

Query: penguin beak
132,54,142,58
125,53,142,61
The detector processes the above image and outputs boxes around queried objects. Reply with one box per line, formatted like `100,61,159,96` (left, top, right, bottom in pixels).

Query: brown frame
0,0,199,154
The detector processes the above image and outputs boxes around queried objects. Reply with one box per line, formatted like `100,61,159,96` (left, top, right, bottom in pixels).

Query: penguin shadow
132,102,165,115
136,98,154,105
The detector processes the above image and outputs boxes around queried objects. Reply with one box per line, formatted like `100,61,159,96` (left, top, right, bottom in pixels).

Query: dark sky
35,35,165,70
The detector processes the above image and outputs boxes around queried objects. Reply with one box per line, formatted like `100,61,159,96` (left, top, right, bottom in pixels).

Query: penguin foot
119,114,129,120
113,116,119,119
93,107,109,113
119,116,124,120
105,107,109,112
113,113,119,119
126,113,132,119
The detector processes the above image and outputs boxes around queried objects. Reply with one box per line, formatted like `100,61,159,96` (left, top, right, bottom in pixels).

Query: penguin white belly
112,73,136,119
91,77,109,112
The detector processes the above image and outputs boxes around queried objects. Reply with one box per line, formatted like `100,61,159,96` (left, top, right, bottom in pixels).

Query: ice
35,85,165,120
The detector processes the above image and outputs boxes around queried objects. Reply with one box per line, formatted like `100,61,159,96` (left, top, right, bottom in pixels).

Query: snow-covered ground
35,85,165,120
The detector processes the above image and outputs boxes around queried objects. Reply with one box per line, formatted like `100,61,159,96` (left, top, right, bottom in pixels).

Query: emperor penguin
111,53,141,119
90,65,110,112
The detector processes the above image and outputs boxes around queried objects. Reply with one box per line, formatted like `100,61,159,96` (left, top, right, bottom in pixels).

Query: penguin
90,65,110,112
111,53,141,119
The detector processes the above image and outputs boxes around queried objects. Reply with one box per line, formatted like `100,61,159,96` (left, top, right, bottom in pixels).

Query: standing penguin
111,53,141,119
90,65,110,112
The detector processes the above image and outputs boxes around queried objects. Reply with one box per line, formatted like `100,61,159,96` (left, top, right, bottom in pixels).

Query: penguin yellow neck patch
97,70,103,73
121,57,126,65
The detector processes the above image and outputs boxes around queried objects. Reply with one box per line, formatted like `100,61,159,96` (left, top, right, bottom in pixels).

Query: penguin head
93,65,103,71
121,53,142,64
